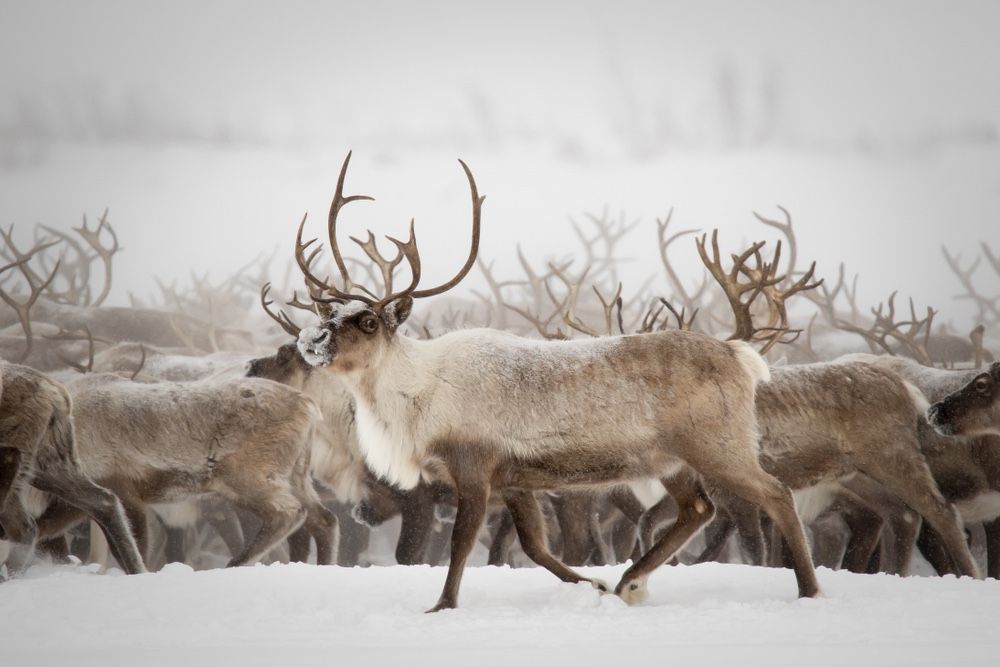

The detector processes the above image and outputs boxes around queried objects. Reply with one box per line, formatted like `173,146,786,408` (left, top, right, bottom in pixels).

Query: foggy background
2,0,998,329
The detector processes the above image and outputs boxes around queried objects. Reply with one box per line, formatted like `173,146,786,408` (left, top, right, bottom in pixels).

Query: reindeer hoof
590,578,610,593
616,578,649,606
426,599,457,613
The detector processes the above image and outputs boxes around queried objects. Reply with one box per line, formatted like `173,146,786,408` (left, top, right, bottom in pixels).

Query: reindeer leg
0,448,22,510
227,496,306,567
204,502,245,560
695,514,736,564
615,470,715,605
984,517,1000,579
502,489,607,591
607,486,645,562
636,494,677,555
487,508,515,566
0,492,38,575
427,480,489,612
839,497,884,574
860,459,980,578
396,485,435,565
32,477,146,575
916,523,956,575
287,526,311,563
304,501,337,565
706,465,820,598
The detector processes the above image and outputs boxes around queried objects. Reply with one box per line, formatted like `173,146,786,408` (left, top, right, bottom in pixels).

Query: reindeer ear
382,296,413,331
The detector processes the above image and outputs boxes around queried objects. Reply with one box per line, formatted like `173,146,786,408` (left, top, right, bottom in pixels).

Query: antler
55,326,96,374
697,230,820,353
73,210,120,307
260,283,302,338
0,247,60,362
942,245,1000,324
656,209,706,310
549,263,623,338
293,153,483,312
752,206,797,278
696,230,772,342
836,292,937,365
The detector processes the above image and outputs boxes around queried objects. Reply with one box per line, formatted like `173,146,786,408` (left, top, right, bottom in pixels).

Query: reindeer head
246,341,315,387
927,362,1000,437
286,152,482,375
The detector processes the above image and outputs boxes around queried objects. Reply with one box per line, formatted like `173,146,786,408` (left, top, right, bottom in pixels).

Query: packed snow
2,561,998,666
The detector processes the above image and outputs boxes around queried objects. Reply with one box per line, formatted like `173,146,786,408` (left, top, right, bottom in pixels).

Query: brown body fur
0,360,145,575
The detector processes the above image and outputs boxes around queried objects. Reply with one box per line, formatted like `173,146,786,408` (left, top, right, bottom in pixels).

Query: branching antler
260,283,302,338
836,292,937,365
942,245,1000,324
73,210,120,307
697,230,821,354
0,249,60,362
656,209,707,311
292,152,483,312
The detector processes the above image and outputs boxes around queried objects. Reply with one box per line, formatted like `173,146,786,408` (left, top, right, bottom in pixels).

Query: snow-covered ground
2,561,998,666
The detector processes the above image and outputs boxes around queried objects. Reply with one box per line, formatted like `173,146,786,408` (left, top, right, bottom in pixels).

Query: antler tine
295,214,374,306
942,245,1000,322
0,258,61,362
74,209,120,307
0,225,61,286
753,205,797,278
56,326,95,374
409,159,483,299
326,151,376,301
130,344,148,381
981,242,1000,277
696,230,768,341
591,282,623,336
656,208,702,309
374,219,421,307
259,282,302,338
659,298,698,331
549,262,603,338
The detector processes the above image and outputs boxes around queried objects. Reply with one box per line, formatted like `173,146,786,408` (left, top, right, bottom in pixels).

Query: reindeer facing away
283,153,819,611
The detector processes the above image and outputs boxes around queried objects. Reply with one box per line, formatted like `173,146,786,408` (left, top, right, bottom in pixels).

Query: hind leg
615,468,716,605
303,502,337,565
224,479,306,568
0,448,23,510
502,489,607,590
705,466,820,598
860,456,979,578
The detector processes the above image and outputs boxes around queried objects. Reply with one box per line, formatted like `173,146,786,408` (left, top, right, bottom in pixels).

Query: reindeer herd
1,153,998,612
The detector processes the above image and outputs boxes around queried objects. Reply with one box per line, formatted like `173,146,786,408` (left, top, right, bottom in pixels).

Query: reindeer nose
311,330,330,345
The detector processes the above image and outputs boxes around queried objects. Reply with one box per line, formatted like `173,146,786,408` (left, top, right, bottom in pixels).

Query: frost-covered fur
299,305,820,610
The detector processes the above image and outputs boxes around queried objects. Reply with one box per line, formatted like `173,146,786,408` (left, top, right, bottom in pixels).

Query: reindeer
861,355,1000,578
0,359,146,577
282,153,819,611
24,372,336,569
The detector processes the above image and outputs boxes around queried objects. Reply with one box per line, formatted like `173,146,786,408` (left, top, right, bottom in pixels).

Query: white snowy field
2,562,998,667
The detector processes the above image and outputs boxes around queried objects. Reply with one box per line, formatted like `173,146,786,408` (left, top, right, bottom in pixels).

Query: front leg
427,481,489,612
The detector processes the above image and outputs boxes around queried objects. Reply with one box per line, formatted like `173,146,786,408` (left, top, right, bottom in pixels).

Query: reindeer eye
975,377,991,394
358,315,378,334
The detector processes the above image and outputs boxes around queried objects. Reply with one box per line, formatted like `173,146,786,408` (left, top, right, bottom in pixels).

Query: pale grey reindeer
28,372,336,569
0,359,145,576
289,153,819,611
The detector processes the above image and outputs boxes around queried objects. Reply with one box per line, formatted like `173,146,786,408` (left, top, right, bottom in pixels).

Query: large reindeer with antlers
284,152,818,611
